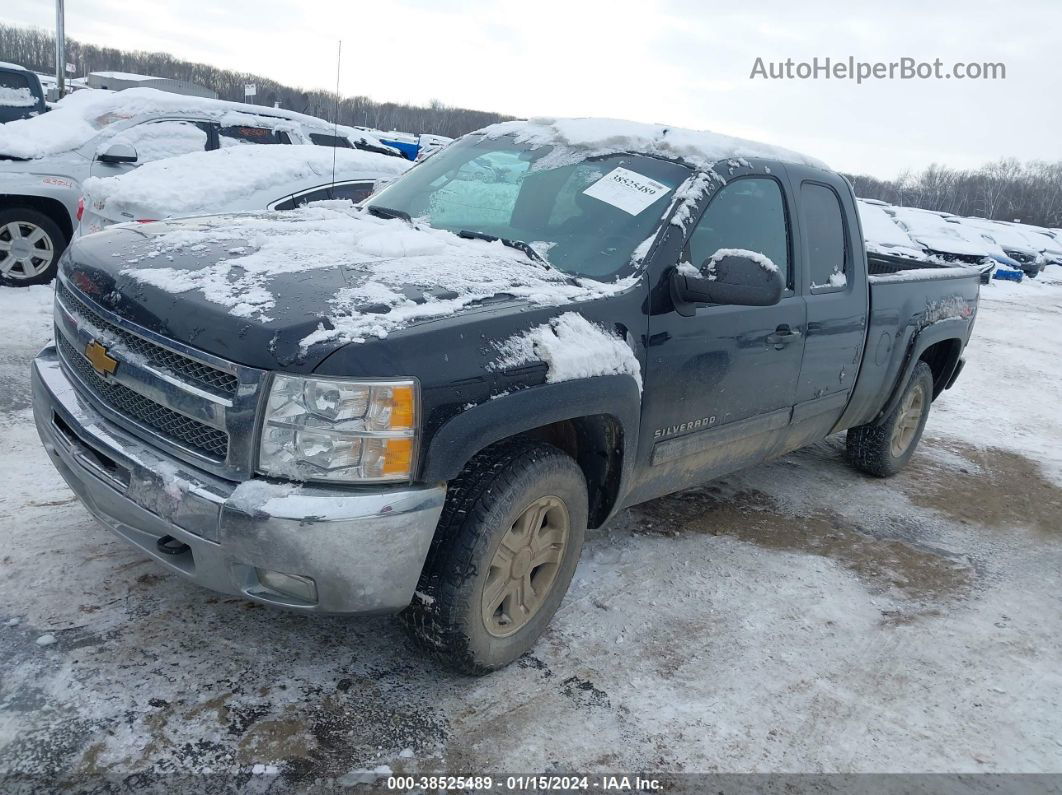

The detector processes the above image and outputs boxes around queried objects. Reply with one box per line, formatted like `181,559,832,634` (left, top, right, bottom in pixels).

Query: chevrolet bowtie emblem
84,340,118,377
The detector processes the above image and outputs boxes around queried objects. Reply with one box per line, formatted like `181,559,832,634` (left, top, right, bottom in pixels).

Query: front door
90,119,211,178
634,170,806,503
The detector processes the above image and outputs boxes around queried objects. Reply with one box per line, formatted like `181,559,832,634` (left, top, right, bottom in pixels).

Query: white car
79,144,411,233
0,87,400,285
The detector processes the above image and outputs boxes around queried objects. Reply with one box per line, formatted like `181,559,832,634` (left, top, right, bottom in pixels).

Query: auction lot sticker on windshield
582,167,670,215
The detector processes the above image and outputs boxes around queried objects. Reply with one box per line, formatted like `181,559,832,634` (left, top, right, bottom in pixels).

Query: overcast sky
5,0,1060,178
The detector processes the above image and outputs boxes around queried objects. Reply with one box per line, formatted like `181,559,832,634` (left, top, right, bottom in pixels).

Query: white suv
0,87,400,285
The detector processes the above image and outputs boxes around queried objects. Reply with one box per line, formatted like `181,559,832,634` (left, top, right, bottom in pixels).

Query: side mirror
96,142,138,164
672,252,784,314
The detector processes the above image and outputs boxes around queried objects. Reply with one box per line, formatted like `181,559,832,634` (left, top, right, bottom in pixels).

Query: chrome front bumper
32,345,446,614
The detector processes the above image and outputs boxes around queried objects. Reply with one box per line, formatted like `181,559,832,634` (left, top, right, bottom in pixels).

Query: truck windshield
366,135,691,279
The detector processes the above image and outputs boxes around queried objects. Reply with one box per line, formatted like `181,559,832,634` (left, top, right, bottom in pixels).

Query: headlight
258,375,417,483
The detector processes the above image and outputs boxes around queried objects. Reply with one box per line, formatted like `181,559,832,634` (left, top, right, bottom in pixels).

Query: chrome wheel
482,495,570,638
0,221,55,280
890,383,925,457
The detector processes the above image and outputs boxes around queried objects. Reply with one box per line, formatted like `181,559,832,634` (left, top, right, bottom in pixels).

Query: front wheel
0,208,67,286
402,439,587,675
846,361,934,478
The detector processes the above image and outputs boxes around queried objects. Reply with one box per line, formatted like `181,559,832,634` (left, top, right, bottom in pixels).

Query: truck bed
836,263,981,431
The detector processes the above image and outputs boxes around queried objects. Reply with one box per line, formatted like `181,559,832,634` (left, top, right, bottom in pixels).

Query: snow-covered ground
0,271,1060,788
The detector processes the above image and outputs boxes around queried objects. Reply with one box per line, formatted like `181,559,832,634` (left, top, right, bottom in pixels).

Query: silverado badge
84,340,118,377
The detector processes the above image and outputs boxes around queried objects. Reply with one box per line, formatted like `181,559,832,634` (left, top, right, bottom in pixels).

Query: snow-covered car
886,206,994,268
940,218,1023,275
0,87,399,285
0,62,46,124
856,199,932,261
1006,224,1062,267
959,218,1047,277
79,145,411,234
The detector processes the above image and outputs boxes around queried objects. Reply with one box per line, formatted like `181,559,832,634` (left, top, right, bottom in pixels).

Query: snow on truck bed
0,87,390,160
483,117,827,171
118,206,636,350
82,146,411,218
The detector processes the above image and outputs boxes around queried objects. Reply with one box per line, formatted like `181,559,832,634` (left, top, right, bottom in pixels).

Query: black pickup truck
32,118,980,673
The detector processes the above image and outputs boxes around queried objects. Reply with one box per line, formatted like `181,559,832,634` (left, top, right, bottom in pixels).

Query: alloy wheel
481,495,570,637
0,221,55,280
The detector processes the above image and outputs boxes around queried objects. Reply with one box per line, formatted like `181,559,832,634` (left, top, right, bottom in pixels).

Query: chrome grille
56,282,238,397
58,335,229,460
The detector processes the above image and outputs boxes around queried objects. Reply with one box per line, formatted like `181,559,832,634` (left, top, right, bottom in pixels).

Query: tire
0,208,67,286
402,438,587,675
846,361,934,478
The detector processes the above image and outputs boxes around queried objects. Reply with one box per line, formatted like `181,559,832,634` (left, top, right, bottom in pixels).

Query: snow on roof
0,61,31,72
117,205,635,350
82,145,411,219
0,87,391,160
481,117,828,171
89,71,158,82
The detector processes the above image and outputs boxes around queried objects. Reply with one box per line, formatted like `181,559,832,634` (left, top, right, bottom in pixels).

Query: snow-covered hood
63,206,636,370
81,145,412,222
889,209,989,258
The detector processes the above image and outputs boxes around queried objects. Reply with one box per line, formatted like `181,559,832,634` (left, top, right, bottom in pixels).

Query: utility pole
55,0,66,97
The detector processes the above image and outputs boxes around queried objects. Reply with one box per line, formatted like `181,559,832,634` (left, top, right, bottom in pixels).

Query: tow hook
156,535,191,556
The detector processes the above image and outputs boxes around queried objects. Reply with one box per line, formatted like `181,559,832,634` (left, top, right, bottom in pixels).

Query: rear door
635,164,807,502
777,170,869,454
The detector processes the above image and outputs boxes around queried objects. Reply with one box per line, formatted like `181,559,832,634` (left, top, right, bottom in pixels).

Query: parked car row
0,86,417,285
857,197,1062,283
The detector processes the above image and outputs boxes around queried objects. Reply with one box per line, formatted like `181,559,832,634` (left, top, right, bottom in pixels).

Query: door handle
766,326,802,348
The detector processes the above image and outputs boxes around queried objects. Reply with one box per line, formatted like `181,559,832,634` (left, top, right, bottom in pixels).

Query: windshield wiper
457,230,550,268
367,205,412,221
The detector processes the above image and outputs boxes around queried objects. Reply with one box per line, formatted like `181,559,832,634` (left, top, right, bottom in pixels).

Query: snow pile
0,87,393,160
492,312,642,391
482,117,827,171
0,85,36,107
83,146,410,219
116,206,636,347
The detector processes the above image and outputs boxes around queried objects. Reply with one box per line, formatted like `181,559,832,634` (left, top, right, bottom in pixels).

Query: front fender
419,374,642,490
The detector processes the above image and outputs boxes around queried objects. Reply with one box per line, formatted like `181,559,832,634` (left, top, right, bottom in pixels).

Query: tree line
0,23,513,138
845,159,1062,229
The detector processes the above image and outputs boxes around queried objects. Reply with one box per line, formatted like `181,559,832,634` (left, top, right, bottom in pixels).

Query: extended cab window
686,177,790,285
801,183,848,289
219,125,285,146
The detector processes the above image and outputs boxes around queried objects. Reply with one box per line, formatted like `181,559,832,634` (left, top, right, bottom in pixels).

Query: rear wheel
0,209,67,286
402,438,587,675
846,361,934,478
